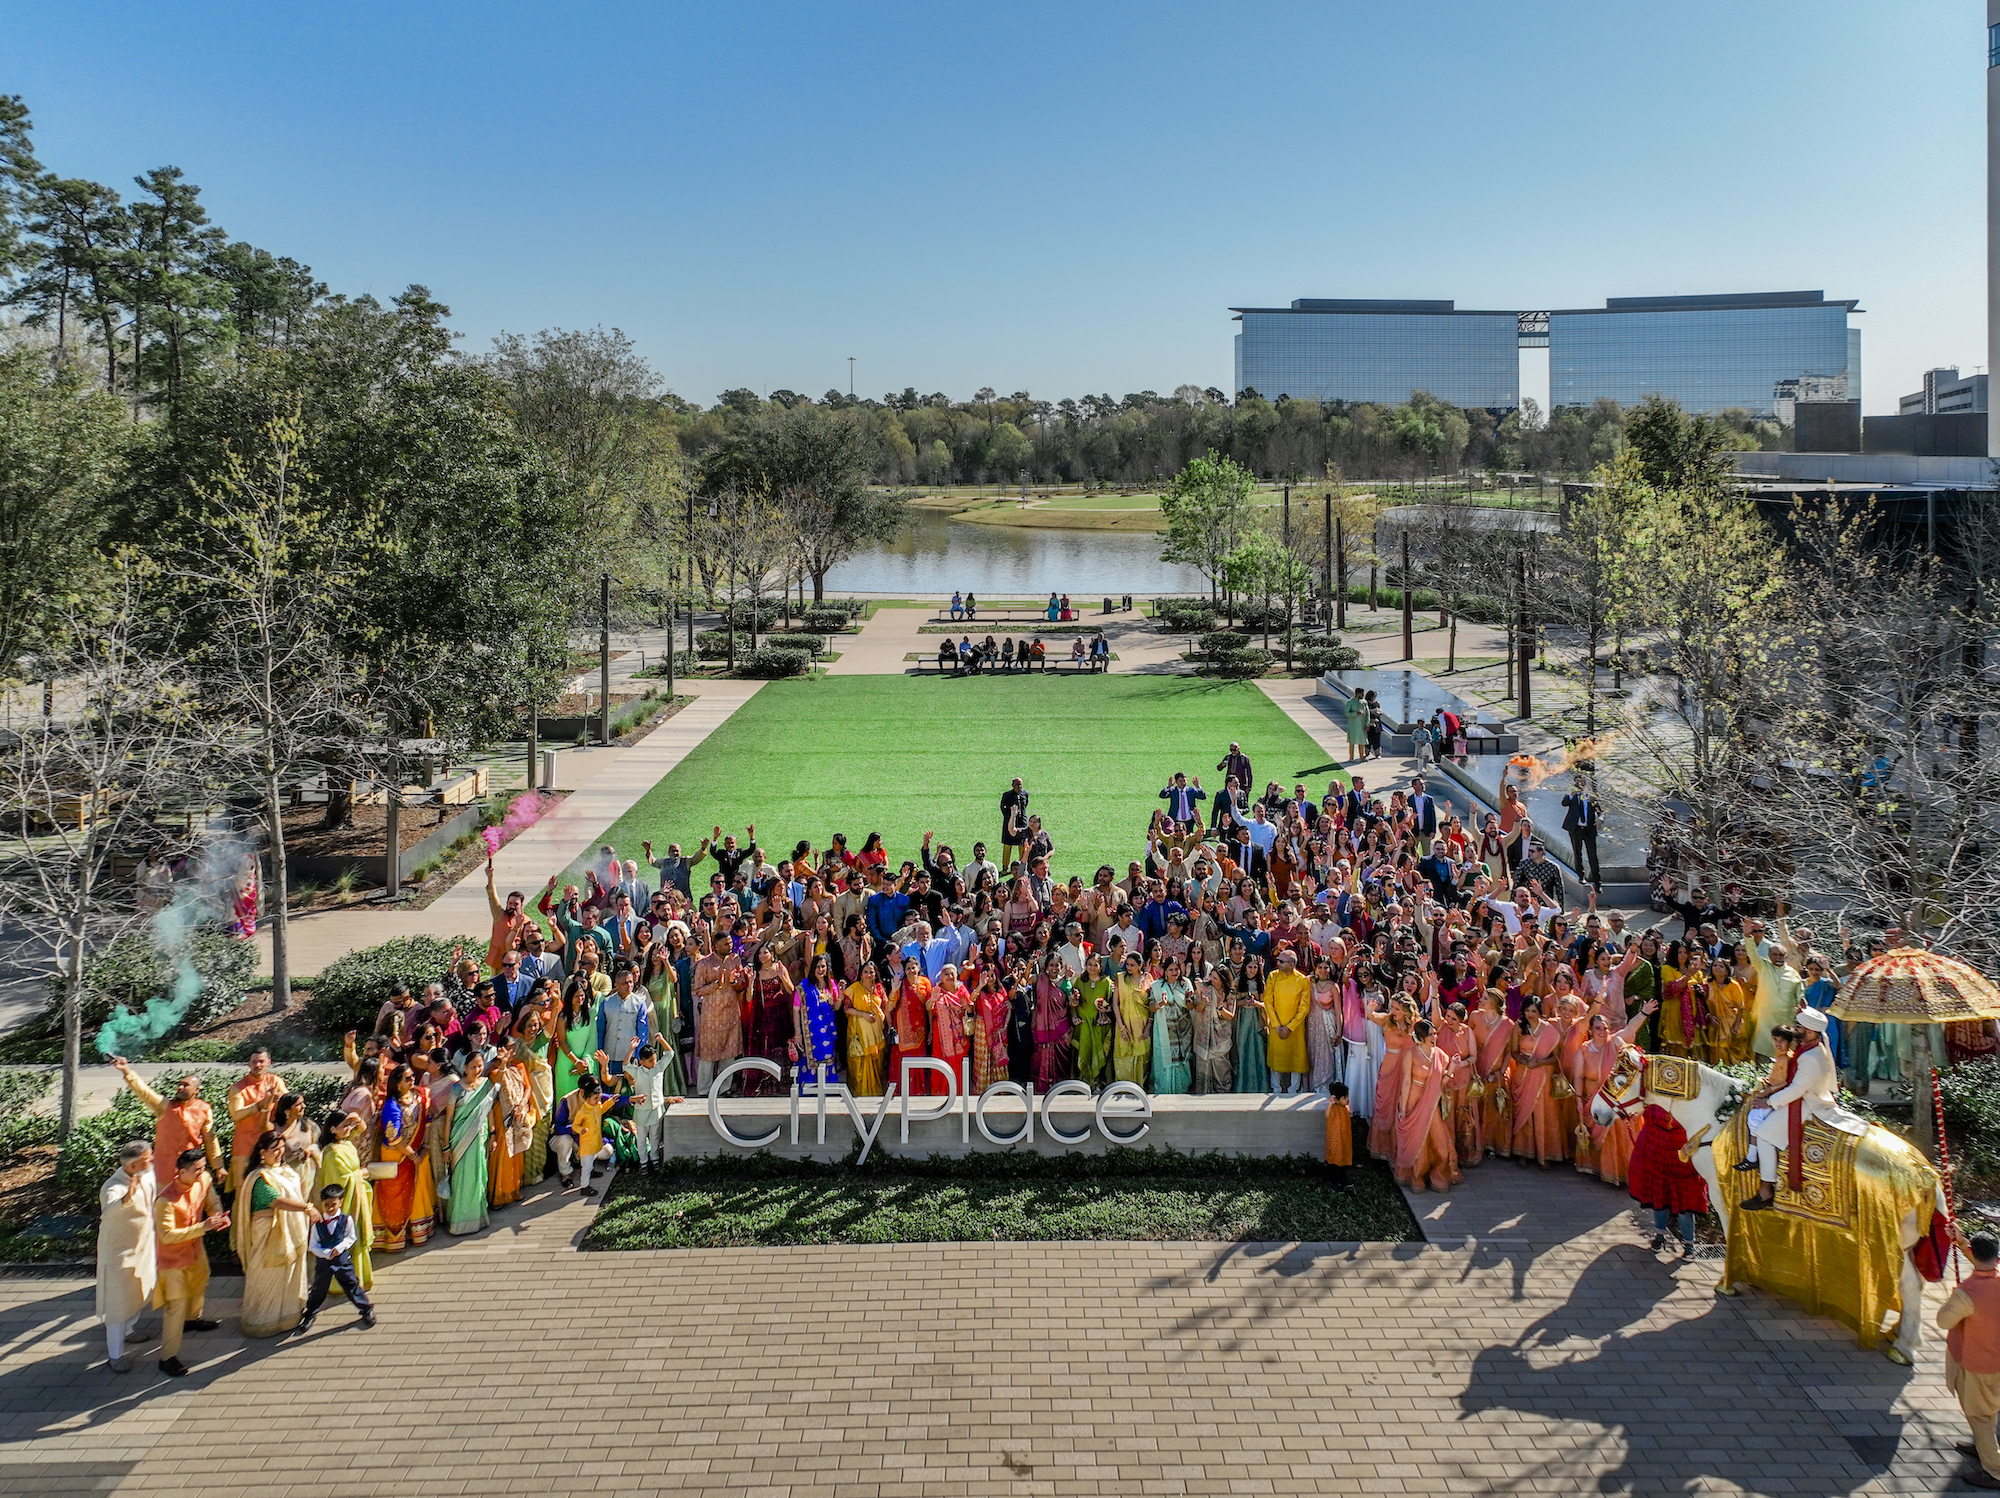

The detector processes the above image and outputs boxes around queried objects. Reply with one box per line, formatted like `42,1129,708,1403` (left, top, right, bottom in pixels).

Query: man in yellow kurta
1262,948,1313,1095
97,1141,157,1373
153,1146,228,1377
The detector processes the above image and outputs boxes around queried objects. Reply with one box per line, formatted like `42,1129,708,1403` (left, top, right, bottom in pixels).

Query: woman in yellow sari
1112,953,1154,1085
1704,956,1752,1064
312,1111,374,1293
232,1130,315,1337
843,961,889,1096
487,1047,535,1209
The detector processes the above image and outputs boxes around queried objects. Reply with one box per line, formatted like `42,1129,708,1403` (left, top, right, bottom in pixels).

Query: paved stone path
0,1161,1978,1497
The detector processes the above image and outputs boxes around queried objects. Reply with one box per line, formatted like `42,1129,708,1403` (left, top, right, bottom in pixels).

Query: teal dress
1149,980,1193,1095
1233,992,1269,1094
445,1078,495,1236
647,975,689,1095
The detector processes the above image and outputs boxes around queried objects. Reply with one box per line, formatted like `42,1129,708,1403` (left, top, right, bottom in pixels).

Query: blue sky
3,1,1982,412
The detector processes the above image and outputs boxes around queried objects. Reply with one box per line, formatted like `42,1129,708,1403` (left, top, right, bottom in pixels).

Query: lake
824,508,1207,597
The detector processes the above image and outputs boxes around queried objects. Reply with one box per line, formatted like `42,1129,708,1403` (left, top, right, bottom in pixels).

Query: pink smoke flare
483,791,555,860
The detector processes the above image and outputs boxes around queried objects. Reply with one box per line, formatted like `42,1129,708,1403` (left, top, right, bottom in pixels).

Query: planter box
288,804,482,888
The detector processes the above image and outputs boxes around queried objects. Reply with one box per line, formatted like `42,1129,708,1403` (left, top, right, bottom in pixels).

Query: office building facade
1231,300,1519,409
1547,292,1857,418
1234,289,1858,419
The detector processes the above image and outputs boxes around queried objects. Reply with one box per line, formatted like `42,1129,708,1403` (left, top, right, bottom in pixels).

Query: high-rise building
1233,290,1857,419
1989,1,1999,457
1230,299,1520,410
1547,292,1858,418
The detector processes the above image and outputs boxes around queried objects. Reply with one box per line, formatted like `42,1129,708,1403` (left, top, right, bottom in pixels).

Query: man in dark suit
1213,743,1253,828
1561,778,1604,891
1408,776,1439,854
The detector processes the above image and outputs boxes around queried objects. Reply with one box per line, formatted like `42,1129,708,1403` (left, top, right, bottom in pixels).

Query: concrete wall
1731,451,1996,488
662,1087,1329,1163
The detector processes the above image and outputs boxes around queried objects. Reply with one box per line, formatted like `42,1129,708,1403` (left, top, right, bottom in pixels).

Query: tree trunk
59,907,84,1138
266,763,292,1011
812,566,828,604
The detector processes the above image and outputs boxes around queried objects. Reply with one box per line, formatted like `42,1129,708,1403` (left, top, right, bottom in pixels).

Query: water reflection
825,508,1206,596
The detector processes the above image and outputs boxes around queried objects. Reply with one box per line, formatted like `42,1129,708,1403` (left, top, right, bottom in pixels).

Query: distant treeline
667,384,1788,488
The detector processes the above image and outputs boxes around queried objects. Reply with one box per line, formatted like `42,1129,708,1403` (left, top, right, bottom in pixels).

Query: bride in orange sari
1437,1001,1479,1167
1393,1019,1465,1193
1365,994,1415,1162
1469,988,1517,1160
1508,995,1564,1167
372,1066,435,1252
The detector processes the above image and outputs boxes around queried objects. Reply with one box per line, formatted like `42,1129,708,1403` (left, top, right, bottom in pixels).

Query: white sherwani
1751,1039,1865,1181
96,1169,158,1328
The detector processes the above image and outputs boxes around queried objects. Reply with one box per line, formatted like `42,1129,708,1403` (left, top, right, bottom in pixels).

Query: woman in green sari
311,1111,374,1294
642,944,689,1095
445,1051,497,1236
1072,952,1114,1088
551,979,599,1103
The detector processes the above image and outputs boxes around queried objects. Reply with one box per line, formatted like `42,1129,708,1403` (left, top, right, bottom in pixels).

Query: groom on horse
1737,1006,1866,1211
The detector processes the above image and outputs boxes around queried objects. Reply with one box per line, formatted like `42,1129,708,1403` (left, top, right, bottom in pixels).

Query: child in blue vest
296,1183,375,1334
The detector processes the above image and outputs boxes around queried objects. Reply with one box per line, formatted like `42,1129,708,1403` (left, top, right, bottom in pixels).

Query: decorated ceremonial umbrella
1829,947,2000,1177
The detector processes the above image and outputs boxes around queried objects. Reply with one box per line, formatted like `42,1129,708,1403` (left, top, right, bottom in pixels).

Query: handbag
365,1160,399,1180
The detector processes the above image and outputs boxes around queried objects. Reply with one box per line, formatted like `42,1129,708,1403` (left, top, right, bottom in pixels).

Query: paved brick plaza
0,1164,1979,1497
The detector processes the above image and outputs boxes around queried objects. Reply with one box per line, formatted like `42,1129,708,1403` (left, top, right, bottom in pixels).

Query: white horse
1592,1051,1945,1364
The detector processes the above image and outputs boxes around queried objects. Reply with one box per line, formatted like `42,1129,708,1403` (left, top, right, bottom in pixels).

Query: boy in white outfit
625,1038,675,1170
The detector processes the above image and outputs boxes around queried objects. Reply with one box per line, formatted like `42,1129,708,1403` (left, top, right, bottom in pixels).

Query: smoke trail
481,791,555,858
94,833,249,1059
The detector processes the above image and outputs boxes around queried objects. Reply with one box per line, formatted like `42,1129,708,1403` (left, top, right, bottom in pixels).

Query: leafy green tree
1160,451,1255,607
0,340,128,670
122,165,229,406
1623,394,1736,491
0,94,40,289
987,420,1032,479
12,177,130,386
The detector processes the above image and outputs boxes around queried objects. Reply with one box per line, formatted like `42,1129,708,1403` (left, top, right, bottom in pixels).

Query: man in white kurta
96,1141,158,1371
1741,1007,1866,1209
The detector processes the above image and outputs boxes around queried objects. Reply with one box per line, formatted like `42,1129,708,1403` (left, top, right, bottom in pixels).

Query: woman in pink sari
1030,955,1073,1090
927,964,974,1091
1437,1000,1479,1167
1306,955,1341,1092
1393,1019,1464,1193
1552,987,1591,1162
971,964,1011,1091
1572,1001,1655,1180
1469,988,1516,1160
1365,995,1415,1161
1508,995,1564,1167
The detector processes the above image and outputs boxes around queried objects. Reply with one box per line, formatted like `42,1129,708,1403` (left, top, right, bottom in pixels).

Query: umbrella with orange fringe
1829,946,2000,1240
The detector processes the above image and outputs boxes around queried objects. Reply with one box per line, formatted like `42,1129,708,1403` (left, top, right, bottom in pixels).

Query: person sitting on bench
1070,638,1086,668
1029,638,1047,671
1090,635,1110,671
1001,637,1017,672
937,639,958,673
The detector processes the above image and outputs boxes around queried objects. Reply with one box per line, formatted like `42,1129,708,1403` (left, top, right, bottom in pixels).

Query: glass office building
1547,291,1857,417
1231,299,1520,409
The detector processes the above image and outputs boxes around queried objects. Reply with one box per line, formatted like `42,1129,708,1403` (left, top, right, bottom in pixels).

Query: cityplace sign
706,1058,1152,1164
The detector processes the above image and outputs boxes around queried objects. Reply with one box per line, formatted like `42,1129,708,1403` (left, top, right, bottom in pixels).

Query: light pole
848,357,855,397
600,571,612,746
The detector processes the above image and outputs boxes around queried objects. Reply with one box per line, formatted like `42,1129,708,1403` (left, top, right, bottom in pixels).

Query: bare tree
0,579,210,1134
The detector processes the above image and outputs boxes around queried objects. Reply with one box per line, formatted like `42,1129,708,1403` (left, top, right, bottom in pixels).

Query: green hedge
726,600,784,631
742,647,813,678
1198,629,1250,656
801,608,851,632
1153,598,1217,632
761,631,826,654
1297,645,1364,673
0,1071,55,1166
307,934,475,1034
1204,648,1271,679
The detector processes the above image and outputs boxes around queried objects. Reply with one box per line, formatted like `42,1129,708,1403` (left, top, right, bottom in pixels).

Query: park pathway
251,678,762,976
0,1153,1972,1497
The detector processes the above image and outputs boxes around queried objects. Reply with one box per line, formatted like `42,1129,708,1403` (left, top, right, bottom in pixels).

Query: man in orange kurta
111,1057,218,1185
226,1050,285,1191
152,1147,227,1376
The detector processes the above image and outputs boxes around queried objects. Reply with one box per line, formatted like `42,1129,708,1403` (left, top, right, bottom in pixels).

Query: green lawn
573,674,1348,883
582,1150,1420,1249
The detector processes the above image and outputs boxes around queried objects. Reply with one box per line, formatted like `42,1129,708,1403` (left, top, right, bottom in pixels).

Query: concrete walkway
0,1151,1973,1496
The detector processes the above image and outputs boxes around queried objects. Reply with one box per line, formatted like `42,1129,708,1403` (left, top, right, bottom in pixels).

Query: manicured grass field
581,1150,1420,1249
572,674,1348,884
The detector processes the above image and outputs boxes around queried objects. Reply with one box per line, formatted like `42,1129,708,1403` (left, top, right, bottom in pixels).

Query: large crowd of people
96,733,2000,1378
